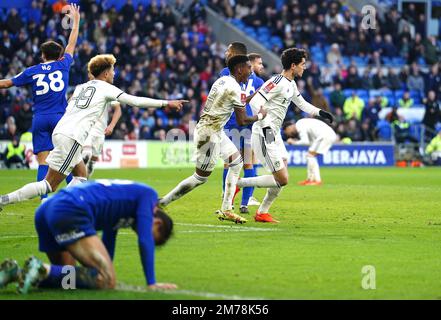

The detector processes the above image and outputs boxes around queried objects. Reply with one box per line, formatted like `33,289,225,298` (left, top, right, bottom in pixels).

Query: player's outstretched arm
64,4,81,56
117,92,188,111
105,102,122,136
291,94,335,124
234,106,267,126
0,79,13,89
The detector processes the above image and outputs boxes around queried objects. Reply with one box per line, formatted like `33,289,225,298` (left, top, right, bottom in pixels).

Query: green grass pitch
0,167,440,300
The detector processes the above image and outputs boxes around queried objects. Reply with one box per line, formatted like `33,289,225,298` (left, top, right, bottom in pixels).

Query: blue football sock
37,165,49,200
38,265,99,289
38,265,63,288
65,174,73,185
241,168,255,206
222,168,228,193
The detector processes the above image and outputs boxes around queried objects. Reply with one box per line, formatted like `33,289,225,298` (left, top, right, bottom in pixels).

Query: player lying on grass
0,54,187,212
236,48,334,223
0,4,81,201
159,55,267,224
284,118,337,186
0,180,176,294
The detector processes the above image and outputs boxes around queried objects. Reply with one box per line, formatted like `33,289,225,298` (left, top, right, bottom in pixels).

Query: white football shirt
250,74,321,133
197,76,246,132
295,118,336,144
53,80,123,145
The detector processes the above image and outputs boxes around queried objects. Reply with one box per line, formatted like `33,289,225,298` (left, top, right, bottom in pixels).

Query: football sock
67,176,87,188
222,168,228,192
258,186,282,213
237,175,280,188
307,155,321,182
222,157,243,211
37,165,49,200
241,168,255,207
3,180,52,204
65,173,73,185
87,160,96,178
38,265,99,289
160,173,208,206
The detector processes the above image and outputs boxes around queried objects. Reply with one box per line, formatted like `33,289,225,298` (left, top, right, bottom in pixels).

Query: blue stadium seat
343,89,354,98
392,57,406,66
394,89,405,100
377,120,392,140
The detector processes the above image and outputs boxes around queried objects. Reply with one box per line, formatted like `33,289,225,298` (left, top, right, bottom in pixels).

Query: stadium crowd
0,0,440,145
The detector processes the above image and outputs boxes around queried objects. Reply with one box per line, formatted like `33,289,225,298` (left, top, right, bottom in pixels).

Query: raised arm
291,93,334,124
0,79,14,89
64,4,81,56
104,102,122,136
117,92,188,111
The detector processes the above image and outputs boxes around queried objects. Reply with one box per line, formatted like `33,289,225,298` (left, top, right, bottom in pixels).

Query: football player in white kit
159,55,267,224
236,48,334,223
0,54,187,210
287,118,337,186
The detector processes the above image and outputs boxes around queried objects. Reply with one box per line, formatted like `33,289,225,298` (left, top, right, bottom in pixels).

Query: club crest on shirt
263,82,276,93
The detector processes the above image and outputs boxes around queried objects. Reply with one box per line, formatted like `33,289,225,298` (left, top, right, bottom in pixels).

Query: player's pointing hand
166,100,189,111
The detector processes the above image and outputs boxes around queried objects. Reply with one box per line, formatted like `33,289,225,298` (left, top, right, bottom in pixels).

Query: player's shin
160,173,208,206
258,186,282,213
237,175,280,188
38,265,100,289
307,155,321,182
1,180,52,205
241,167,255,207
222,157,243,211
306,154,315,181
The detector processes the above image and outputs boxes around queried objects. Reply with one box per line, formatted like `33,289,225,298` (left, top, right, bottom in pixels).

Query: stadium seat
394,89,405,100
392,57,406,66
377,120,392,140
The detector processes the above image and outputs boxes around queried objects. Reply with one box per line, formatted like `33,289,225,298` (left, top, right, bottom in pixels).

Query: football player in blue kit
220,44,265,214
0,180,176,293
0,4,81,200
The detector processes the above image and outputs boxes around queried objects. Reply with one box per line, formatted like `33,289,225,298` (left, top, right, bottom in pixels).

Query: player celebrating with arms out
159,55,267,224
237,48,334,223
0,4,81,201
0,55,187,211
0,180,175,293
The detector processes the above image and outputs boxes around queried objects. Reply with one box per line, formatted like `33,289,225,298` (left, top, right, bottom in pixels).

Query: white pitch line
116,283,265,300
180,229,272,233
175,222,279,231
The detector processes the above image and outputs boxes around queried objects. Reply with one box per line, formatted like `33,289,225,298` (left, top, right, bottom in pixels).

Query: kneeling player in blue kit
0,180,176,293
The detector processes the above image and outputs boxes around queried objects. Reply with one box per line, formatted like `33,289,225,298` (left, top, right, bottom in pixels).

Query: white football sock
306,154,315,181
87,160,96,178
258,186,282,213
307,156,321,182
67,176,88,188
160,173,208,206
3,180,52,204
222,157,243,211
237,175,280,188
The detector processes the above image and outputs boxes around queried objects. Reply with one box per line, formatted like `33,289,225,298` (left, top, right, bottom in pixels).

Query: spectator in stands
387,67,403,90
386,106,400,123
398,91,414,109
360,68,374,90
15,103,33,135
345,119,362,142
424,36,440,66
367,51,383,67
329,82,346,111
52,0,68,14
382,34,398,58
343,91,365,120
327,43,342,66
425,131,441,165
422,90,440,142
2,135,28,169
29,1,42,25
425,63,441,97
6,8,24,34
344,66,362,89
407,63,425,95
392,117,418,144
372,68,389,89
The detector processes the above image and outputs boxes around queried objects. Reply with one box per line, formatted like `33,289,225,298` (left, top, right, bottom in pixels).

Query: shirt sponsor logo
55,230,86,243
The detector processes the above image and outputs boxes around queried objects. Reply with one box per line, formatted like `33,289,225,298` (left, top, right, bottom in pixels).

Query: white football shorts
46,134,83,175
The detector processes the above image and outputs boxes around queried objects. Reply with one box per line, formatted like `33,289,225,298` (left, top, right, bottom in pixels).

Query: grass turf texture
0,167,440,300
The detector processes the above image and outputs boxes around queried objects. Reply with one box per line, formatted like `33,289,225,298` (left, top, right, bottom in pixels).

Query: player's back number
32,71,65,95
